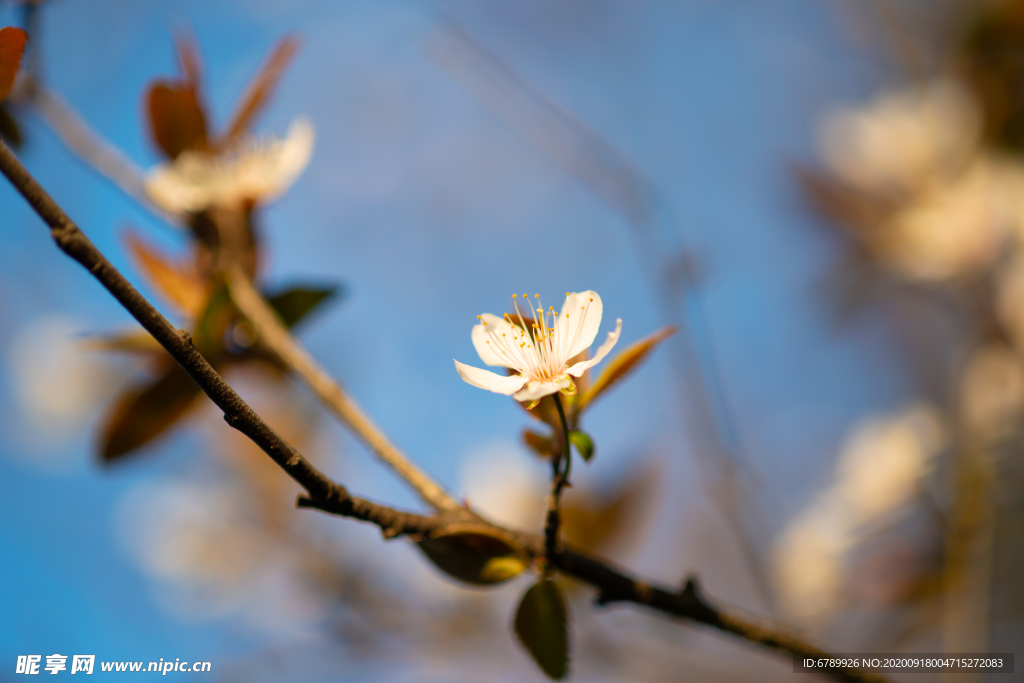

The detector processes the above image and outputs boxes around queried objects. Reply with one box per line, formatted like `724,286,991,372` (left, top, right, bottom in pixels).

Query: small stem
544,393,573,569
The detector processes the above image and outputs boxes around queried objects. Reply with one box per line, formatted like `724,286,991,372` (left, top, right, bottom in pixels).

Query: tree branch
225,264,460,511
0,139,890,683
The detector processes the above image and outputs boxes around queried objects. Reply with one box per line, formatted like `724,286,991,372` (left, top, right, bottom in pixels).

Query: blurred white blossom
818,80,1024,281
145,118,314,215
460,439,546,531
820,80,979,196
5,316,134,457
773,405,944,624
960,344,1024,442
117,479,328,632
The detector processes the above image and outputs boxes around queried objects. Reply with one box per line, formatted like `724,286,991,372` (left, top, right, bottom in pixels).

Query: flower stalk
543,393,573,571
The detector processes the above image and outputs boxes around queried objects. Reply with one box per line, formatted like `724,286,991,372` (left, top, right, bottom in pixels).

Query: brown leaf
577,326,676,412
146,81,208,159
522,429,557,458
562,468,656,554
796,166,896,240
99,362,203,461
82,329,165,355
122,229,206,317
0,27,27,102
218,36,300,149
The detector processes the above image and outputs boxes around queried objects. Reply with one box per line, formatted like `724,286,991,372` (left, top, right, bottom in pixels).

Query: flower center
476,292,595,383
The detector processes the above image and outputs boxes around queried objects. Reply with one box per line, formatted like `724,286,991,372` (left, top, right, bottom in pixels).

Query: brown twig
0,138,891,683
225,264,460,512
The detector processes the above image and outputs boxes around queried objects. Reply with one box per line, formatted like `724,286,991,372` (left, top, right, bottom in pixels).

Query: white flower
772,404,944,624
454,290,622,404
819,79,979,196
873,156,1024,281
145,118,315,215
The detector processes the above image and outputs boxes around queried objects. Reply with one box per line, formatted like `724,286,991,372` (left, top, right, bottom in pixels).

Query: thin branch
11,80,182,228
225,264,460,512
301,492,891,683
0,139,890,683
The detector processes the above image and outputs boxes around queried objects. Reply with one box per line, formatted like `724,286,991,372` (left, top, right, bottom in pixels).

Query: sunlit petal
513,380,565,402
471,314,522,368
566,318,622,377
454,360,527,395
560,290,603,359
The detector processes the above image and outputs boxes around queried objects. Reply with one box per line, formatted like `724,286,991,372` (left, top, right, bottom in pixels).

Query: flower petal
239,117,315,204
559,290,603,359
454,360,528,395
513,379,568,402
472,313,525,369
144,153,221,215
566,318,622,377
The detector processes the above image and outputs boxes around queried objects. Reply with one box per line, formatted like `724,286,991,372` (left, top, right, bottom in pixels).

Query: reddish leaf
576,326,677,412
122,229,206,317
0,27,27,102
99,362,203,461
146,81,208,158
218,36,300,148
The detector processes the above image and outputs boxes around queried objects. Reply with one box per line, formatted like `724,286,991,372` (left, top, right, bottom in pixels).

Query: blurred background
1,0,1022,681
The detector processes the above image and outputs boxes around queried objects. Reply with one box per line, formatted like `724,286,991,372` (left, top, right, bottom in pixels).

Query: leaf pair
146,31,298,159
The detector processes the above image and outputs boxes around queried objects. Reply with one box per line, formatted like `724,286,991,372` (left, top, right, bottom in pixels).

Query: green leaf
191,283,234,359
264,283,342,330
417,527,526,587
569,430,594,462
577,325,677,412
514,578,570,680
98,363,203,462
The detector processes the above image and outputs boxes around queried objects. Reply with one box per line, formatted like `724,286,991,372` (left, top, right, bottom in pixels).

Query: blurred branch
0,139,890,683
225,264,460,512
10,80,182,227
